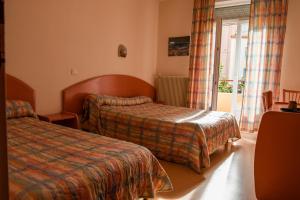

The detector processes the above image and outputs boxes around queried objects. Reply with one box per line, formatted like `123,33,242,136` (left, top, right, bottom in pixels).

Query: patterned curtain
187,0,215,109
240,0,288,132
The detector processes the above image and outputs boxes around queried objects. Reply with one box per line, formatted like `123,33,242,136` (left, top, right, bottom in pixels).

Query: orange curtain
240,0,288,132
187,0,215,109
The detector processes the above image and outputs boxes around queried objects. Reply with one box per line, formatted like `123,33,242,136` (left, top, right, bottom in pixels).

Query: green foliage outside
218,80,233,93
218,65,245,93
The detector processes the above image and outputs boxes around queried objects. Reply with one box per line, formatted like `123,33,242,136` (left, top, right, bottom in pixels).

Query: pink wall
158,0,300,93
5,0,299,114
5,0,159,114
156,0,193,76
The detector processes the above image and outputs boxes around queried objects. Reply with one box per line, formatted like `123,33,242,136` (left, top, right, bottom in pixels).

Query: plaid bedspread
82,95,241,173
8,117,172,200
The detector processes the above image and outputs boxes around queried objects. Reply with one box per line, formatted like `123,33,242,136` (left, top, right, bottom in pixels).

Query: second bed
63,75,241,173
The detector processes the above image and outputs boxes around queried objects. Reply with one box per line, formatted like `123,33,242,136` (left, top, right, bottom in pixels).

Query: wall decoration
168,36,190,56
118,44,127,58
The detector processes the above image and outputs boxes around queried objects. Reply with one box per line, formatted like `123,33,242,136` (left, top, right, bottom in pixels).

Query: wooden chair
283,89,300,103
255,111,300,199
262,90,273,111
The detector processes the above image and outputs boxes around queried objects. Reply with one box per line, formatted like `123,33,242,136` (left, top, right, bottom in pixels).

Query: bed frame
62,74,156,114
2,74,35,198
6,74,36,110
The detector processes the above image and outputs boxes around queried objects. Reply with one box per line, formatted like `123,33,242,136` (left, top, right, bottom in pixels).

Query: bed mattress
82,95,241,173
8,117,172,200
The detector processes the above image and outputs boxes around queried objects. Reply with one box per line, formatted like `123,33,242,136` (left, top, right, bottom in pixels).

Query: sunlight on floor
156,133,257,200
157,154,235,200
196,154,234,200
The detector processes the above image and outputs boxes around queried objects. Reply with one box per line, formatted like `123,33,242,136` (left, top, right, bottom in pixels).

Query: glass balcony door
216,19,249,120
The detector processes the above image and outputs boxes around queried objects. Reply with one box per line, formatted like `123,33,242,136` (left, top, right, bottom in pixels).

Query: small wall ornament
118,44,127,58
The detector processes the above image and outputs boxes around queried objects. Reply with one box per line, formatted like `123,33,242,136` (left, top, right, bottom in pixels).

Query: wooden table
269,102,300,112
38,112,79,129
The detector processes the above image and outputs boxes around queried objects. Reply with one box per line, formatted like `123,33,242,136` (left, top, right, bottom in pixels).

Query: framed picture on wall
168,36,190,56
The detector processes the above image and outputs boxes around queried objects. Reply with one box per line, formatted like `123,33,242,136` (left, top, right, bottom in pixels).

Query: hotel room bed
8,109,172,200
6,75,172,200
81,94,241,173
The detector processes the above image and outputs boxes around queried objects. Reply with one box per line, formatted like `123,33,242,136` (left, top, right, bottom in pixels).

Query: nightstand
38,112,79,129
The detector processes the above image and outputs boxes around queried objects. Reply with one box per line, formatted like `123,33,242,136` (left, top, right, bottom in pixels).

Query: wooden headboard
62,74,156,114
6,74,36,110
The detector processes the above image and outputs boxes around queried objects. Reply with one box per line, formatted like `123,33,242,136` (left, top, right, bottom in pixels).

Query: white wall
281,0,300,92
5,0,159,114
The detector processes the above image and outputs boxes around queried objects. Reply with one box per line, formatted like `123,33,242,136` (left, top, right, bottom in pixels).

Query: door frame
212,17,249,112
211,17,222,110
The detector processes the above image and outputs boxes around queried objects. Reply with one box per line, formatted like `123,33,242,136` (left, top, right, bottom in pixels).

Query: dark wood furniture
283,89,300,104
255,111,300,199
0,65,8,200
6,74,36,110
62,74,156,114
3,74,36,200
268,102,299,112
39,112,79,129
262,90,273,111
0,1,8,197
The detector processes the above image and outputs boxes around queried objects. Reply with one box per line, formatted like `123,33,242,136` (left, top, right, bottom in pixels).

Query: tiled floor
156,133,257,200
